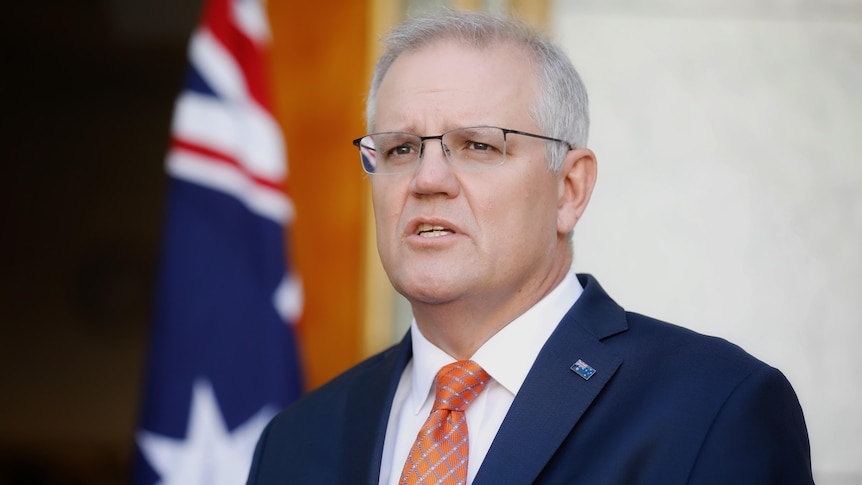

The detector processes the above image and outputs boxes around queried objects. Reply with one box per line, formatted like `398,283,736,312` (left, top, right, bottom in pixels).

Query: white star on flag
137,379,276,485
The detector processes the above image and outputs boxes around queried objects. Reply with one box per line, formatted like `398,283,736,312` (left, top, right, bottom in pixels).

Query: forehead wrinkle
378,110,488,137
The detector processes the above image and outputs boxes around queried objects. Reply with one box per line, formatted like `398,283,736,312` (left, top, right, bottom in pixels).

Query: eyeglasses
352,126,574,175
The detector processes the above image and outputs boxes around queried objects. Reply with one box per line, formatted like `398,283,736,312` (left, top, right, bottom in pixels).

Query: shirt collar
407,269,583,413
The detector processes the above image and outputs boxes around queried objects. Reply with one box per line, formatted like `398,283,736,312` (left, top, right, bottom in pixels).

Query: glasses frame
351,125,575,175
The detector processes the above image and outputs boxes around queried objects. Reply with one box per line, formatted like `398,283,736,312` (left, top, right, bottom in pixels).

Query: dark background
2,1,204,482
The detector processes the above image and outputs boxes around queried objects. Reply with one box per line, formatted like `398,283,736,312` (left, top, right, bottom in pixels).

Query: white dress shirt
379,270,584,485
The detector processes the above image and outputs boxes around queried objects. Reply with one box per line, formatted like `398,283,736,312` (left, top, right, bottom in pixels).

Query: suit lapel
474,275,627,485
342,332,413,485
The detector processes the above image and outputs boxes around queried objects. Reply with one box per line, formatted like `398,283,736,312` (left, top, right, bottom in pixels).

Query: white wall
553,1,862,483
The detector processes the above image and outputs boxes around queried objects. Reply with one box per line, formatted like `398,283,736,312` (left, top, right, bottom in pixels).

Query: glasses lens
359,133,422,174
443,127,506,170
358,136,378,173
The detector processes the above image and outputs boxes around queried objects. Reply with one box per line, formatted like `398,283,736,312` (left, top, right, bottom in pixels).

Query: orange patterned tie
400,360,492,485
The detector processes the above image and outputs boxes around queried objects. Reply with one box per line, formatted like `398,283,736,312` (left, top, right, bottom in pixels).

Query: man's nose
410,138,459,197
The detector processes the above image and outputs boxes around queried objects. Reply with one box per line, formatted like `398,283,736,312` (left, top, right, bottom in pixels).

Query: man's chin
395,275,466,307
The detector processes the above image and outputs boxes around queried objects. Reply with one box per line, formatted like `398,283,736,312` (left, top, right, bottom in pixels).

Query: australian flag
132,0,303,483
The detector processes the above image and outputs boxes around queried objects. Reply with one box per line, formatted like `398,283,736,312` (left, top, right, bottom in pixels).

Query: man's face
371,40,572,312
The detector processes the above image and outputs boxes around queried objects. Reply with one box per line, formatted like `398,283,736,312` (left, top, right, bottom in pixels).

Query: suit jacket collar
570,274,628,340
474,274,627,484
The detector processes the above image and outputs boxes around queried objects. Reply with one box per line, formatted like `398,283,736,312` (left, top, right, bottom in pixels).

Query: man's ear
557,147,597,235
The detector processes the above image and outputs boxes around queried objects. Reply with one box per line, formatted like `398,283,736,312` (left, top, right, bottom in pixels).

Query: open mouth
416,223,453,238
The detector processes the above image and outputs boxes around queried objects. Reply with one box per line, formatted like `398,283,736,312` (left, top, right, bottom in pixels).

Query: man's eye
383,143,418,160
467,142,495,152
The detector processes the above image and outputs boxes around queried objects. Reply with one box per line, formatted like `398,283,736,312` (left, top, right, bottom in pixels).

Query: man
247,9,813,485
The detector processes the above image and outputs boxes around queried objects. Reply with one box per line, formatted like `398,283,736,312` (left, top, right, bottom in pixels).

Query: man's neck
409,257,572,360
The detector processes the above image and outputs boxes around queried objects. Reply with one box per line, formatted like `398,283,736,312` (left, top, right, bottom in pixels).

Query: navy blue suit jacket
247,275,813,484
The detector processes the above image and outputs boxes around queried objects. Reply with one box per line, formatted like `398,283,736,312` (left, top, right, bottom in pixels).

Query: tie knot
432,360,491,412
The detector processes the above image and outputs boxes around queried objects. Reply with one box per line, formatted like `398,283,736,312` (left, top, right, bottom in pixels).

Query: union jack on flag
132,0,303,483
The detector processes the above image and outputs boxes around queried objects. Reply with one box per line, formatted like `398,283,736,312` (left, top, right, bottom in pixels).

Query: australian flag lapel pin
570,359,596,380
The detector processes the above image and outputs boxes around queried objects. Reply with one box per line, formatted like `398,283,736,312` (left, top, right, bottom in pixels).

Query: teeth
417,223,451,237
417,223,442,232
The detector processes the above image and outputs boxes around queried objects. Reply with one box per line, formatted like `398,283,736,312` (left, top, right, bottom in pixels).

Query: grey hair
365,9,589,172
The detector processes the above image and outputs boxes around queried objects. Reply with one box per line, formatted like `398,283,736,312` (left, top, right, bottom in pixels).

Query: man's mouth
416,223,453,238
